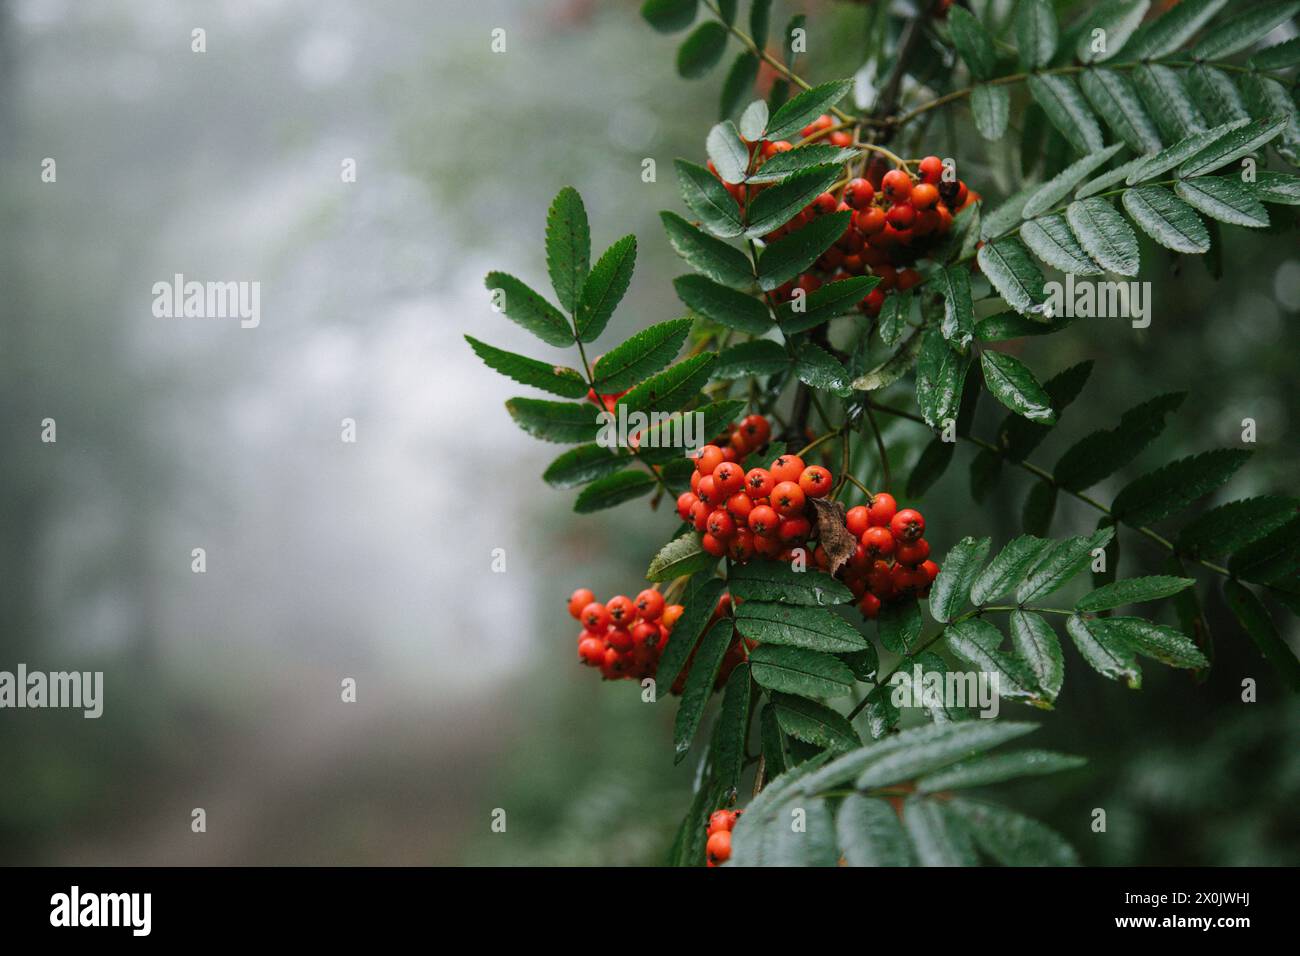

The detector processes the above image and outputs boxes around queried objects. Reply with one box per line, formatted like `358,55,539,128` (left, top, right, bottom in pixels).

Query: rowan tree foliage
470,0,1300,866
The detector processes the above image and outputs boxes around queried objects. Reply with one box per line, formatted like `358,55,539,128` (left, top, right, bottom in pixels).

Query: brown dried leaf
810,497,855,578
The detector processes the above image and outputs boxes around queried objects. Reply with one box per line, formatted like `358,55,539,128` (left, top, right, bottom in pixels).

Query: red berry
861,526,895,559
708,810,738,833
886,204,915,229
890,508,925,542
798,465,833,498
748,504,780,537
858,592,882,619
868,492,897,527
663,604,685,629
770,454,806,484
707,509,736,540
677,491,699,521
778,516,811,541
701,532,727,557
921,560,940,582
695,444,724,476
580,602,610,631
739,414,771,448
631,620,660,647
690,499,710,532
918,155,943,184
606,595,637,626
706,829,732,864
897,268,922,291
568,588,595,620
811,191,838,215
745,467,775,499
578,636,605,665
634,589,664,621
606,627,633,651
771,481,807,517
713,461,745,497
867,560,895,598
846,505,870,538
861,288,886,316
697,474,719,506
845,178,875,209
895,538,931,566
754,533,782,557
727,528,756,562
855,206,886,235
881,169,913,203
726,492,754,524
910,182,939,210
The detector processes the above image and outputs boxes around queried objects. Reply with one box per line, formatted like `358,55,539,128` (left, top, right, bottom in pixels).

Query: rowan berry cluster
819,492,939,620
712,142,978,319
569,586,684,682
676,446,832,561
705,808,741,866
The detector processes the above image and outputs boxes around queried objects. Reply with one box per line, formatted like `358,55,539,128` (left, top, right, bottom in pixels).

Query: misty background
1,0,1297,865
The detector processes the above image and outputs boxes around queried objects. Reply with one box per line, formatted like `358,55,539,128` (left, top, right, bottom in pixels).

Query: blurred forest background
0,0,1296,866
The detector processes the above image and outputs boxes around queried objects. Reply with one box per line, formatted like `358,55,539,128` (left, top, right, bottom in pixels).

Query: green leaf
1066,613,1142,688
1186,64,1251,127
720,52,760,120
1178,116,1291,178
757,210,852,291
777,275,878,335
641,0,697,33
1028,74,1104,154
981,351,1056,424
903,798,980,866
1065,198,1140,275
1240,75,1300,165
1176,496,1299,558
936,265,975,351
908,438,955,499
975,311,1070,342
750,645,855,699
1023,480,1057,536
673,620,735,761
1009,610,1065,701
1016,0,1059,69
919,749,1084,792
677,21,728,79
592,318,691,392
673,274,770,335
759,703,787,779
1132,64,1207,143
1023,144,1126,220
657,575,725,690
745,165,843,237
1112,449,1251,525
1248,171,1300,205
1075,157,1148,200
930,536,993,623
948,799,1079,866
878,291,914,348
1128,119,1245,184
1229,516,1300,586
674,159,744,237
573,470,656,513
713,664,752,794
660,211,753,289
876,599,923,655
1079,69,1163,154
747,145,858,184
1076,575,1194,612
1251,36,1300,70
764,79,852,141
977,238,1047,315
504,397,602,443
542,443,627,489
836,795,914,866
999,359,1093,463
1082,616,1209,668
638,399,744,464
713,339,789,379
734,601,869,653
1223,581,1300,692
731,795,839,866
971,536,1052,605
618,353,716,416
647,533,719,583
1122,185,1211,253
706,120,749,185
1020,215,1103,275
464,336,588,398
749,0,772,48
728,562,852,605
916,328,973,429
770,693,860,752
739,99,769,141
971,84,1011,141
982,184,1036,239
853,326,924,392
1129,0,1229,59
1076,0,1149,63
793,342,851,396
946,619,1048,703
545,187,590,314
1018,528,1115,604
1175,177,1269,227
947,6,998,80
855,720,1041,792
484,272,573,347
578,235,637,342
1193,1,1300,59
1054,392,1185,491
